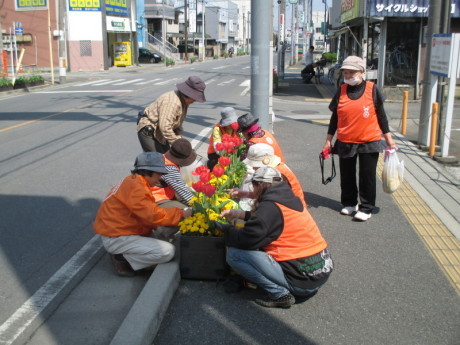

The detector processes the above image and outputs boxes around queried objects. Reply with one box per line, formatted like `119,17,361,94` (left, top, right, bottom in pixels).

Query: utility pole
185,0,188,61
418,0,442,146
201,0,205,61
250,0,269,130
58,0,67,83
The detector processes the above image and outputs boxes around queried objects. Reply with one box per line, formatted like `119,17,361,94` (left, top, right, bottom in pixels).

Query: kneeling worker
93,152,192,276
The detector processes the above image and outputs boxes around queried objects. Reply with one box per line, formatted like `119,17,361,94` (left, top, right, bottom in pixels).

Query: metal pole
418,0,441,146
184,0,188,61
401,91,408,135
290,3,295,65
202,0,205,60
429,102,439,157
47,7,55,85
58,0,66,83
250,0,269,130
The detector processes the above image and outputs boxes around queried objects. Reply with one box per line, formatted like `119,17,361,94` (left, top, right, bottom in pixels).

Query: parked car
177,44,198,55
138,48,162,63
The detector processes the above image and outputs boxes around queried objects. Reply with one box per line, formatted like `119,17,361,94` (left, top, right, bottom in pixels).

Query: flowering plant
179,134,247,236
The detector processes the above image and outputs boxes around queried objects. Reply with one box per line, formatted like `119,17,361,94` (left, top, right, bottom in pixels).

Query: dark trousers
339,152,379,214
137,127,170,153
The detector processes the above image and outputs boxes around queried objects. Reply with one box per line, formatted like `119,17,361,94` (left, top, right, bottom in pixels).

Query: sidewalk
126,63,459,345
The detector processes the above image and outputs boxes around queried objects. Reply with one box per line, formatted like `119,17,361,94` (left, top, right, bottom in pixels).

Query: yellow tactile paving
377,156,460,293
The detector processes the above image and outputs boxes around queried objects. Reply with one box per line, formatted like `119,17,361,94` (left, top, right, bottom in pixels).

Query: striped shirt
162,165,194,204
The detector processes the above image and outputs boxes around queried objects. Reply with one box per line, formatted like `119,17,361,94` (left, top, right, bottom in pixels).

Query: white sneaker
353,211,372,221
340,205,358,215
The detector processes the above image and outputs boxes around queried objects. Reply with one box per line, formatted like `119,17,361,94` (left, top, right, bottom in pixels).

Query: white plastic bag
180,156,205,188
382,148,404,194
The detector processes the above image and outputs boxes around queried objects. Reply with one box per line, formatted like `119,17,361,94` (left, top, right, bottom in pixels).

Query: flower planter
179,234,228,280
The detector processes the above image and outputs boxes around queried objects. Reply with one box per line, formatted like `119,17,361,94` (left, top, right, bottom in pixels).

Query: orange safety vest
150,156,177,203
93,174,183,237
207,124,239,154
263,202,327,261
337,82,382,143
276,163,307,208
249,130,286,162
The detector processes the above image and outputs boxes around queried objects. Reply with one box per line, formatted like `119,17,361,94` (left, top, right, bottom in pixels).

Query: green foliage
323,52,337,63
189,56,197,63
166,58,175,65
27,75,44,82
221,52,228,58
213,55,219,59
0,77,13,87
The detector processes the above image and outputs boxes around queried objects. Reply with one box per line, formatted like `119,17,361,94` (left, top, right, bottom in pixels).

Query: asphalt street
0,57,459,345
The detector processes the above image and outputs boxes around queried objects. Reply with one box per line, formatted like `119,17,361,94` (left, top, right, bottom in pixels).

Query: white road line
212,66,227,70
155,78,179,85
243,66,250,69
36,90,133,93
191,127,212,148
113,78,144,85
0,236,103,345
135,78,162,85
91,79,125,86
240,79,250,96
218,78,235,86
205,78,217,85
74,79,111,86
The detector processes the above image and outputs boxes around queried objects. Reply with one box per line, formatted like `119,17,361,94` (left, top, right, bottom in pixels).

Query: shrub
221,52,228,58
323,52,337,63
0,77,12,87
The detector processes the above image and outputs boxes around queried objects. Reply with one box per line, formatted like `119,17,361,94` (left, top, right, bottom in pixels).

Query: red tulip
230,122,239,131
199,172,211,183
192,165,210,176
215,142,224,151
192,181,204,192
218,156,231,167
203,184,216,197
213,165,225,177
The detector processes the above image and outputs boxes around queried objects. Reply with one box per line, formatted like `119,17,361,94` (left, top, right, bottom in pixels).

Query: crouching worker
93,152,192,277
217,167,333,308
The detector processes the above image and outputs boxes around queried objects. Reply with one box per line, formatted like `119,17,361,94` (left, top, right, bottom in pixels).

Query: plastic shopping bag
382,148,404,193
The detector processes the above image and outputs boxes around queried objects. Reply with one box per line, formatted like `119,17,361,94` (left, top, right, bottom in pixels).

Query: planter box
179,235,228,280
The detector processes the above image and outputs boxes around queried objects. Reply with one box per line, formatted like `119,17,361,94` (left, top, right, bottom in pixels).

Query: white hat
251,166,283,184
243,143,281,168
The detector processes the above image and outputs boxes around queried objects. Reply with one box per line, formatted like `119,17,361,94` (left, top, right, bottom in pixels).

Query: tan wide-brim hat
340,56,366,72
176,76,206,102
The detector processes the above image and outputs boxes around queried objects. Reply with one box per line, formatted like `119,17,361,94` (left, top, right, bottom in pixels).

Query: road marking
74,79,110,86
35,90,133,93
91,79,125,86
205,78,217,85
191,127,212,149
218,78,235,86
0,236,103,345
155,78,178,85
240,79,250,96
212,66,227,70
113,78,144,85
135,78,162,85
243,66,250,69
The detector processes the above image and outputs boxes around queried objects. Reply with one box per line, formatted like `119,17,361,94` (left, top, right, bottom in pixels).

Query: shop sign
430,34,455,78
69,0,101,12
341,0,360,23
106,16,132,32
105,0,128,16
368,0,460,18
15,0,47,11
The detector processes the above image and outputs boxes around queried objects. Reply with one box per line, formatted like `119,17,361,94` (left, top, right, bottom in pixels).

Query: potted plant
213,55,219,60
165,58,175,67
189,56,197,64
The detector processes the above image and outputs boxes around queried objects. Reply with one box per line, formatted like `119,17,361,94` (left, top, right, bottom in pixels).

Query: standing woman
322,56,396,222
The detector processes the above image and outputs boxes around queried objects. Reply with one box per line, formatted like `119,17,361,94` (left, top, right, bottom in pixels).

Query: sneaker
340,205,358,215
353,211,372,221
255,293,296,309
111,254,136,277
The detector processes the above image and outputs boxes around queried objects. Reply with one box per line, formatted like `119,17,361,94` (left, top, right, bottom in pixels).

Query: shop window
385,20,420,86
80,40,92,56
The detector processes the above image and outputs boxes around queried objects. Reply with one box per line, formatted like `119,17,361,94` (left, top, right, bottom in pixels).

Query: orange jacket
337,82,382,143
264,202,327,261
93,174,183,237
276,162,307,208
249,130,286,162
150,156,177,203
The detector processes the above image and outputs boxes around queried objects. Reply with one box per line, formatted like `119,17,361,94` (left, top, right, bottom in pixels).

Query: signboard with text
430,34,454,77
105,0,128,16
341,0,360,23
15,0,47,11
367,0,460,18
69,0,101,12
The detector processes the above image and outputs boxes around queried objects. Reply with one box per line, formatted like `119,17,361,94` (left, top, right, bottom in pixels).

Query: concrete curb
109,256,181,345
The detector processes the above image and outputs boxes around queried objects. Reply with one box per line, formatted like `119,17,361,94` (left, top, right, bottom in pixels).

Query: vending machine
113,42,132,67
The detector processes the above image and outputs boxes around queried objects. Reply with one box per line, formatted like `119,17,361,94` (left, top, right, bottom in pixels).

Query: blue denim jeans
226,247,320,299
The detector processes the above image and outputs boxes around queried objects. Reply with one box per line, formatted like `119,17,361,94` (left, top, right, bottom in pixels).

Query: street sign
15,27,24,34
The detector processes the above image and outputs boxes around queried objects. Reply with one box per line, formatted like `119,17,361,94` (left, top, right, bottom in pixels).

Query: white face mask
344,76,362,86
